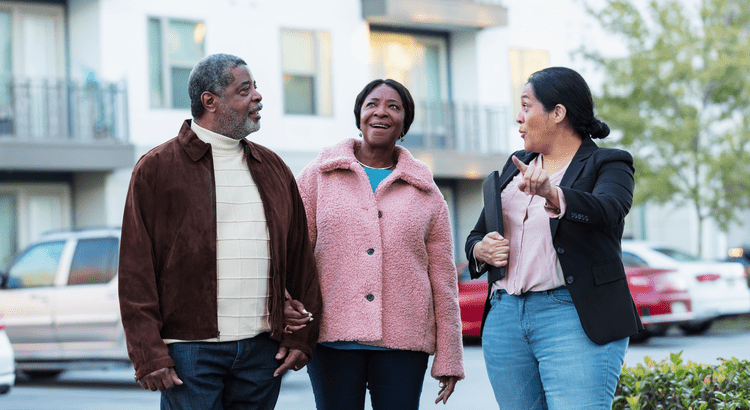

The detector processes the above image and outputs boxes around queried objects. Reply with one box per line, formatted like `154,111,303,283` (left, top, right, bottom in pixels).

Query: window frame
280,28,333,117
147,16,206,110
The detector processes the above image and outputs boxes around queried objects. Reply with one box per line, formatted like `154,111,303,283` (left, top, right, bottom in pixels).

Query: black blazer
464,137,644,345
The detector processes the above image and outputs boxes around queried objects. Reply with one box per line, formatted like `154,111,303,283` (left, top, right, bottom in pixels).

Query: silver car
0,228,129,378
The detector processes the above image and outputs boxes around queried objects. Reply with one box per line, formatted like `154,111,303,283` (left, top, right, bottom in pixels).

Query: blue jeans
162,333,282,410
307,343,429,410
482,288,628,410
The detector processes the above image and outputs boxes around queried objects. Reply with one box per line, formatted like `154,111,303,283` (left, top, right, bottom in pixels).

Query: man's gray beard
215,115,260,140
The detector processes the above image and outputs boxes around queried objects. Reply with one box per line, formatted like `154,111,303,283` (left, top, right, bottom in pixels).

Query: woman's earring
400,132,405,142
359,131,363,138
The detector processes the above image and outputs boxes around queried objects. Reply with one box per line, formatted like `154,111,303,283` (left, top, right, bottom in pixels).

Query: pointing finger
511,156,527,173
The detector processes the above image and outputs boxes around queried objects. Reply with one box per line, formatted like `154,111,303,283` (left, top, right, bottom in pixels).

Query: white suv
0,228,130,378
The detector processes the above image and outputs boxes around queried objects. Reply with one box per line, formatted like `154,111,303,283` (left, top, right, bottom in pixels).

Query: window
369,30,449,148
0,194,16,270
7,241,65,288
622,252,648,268
509,48,550,116
148,17,205,109
68,238,119,285
281,29,332,116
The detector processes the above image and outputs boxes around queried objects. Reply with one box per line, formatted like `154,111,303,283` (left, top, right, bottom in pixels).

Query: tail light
0,314,4,331
696,273,721,282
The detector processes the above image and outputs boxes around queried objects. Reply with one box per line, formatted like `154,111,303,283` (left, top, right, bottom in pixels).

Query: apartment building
1,0,527,267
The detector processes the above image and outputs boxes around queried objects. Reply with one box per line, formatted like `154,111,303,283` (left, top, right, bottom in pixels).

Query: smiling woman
294,79,465,409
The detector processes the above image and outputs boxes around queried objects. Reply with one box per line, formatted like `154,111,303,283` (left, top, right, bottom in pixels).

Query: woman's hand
512,156,559,208
283,289,313,333
473,232,510,268
435,375,460,404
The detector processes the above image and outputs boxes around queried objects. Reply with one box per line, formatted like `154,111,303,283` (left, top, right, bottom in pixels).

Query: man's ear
201,91,218,113
552,104,567,124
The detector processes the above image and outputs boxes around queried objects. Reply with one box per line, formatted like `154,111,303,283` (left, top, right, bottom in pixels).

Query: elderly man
118,53,321,409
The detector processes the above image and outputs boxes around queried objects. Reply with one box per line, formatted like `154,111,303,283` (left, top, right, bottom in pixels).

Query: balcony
403,101,512,179
0,78,134,172
362,0,508,31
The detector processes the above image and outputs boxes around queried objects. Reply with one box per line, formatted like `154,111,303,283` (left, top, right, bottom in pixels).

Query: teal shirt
363,167,392,192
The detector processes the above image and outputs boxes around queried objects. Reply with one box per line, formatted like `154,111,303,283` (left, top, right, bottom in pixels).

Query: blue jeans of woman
307,343,429,410
161,333,282,410
482,288,628,410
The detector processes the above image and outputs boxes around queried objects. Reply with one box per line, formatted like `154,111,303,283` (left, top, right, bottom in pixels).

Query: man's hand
138,367,183,391
274,347,309,377
435,376,460,404
474,232,510,268
284,289,313,334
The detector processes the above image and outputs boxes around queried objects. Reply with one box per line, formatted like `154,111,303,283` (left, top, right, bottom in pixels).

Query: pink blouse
491,155,570,295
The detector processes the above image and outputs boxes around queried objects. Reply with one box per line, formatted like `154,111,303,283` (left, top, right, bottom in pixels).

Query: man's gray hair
188,53,247,118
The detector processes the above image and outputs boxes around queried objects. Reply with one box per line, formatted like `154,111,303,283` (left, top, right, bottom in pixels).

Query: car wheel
678,320,713,335
23,370,64,380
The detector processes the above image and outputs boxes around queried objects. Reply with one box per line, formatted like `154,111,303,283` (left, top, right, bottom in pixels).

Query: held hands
474,232,510,268
138,367,183,391
511,156,559,208
273,289,313,377
283,288,313,334
435,376,459,404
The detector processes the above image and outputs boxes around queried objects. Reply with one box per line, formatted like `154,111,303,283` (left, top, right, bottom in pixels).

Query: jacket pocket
592,259,626,285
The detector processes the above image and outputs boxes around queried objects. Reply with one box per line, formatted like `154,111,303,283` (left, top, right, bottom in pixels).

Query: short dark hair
353,79,415,136
527,67,610,139
188,53,247,118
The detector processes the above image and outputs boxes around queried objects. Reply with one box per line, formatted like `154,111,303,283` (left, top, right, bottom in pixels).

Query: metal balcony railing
0,79,129,144
403,101,510,154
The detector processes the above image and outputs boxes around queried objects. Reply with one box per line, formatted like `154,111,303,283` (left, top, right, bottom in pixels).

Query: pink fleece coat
297,138,465,379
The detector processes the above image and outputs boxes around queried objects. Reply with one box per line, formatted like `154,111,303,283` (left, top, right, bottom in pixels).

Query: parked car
621,240,750,335
456,261,692,342
0,228,129,378
625,266,692,342
457,263,487,339
0,312,15,394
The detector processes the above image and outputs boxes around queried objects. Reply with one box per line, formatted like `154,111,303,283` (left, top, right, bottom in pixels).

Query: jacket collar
317,138,435,192
178,119,263,163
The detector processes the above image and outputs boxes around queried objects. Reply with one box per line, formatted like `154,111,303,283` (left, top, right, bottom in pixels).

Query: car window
654,247,700,262
7,241,66,288
622,252,647,268
68,238,119,285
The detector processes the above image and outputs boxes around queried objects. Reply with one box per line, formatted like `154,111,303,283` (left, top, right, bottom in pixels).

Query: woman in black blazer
464,67,643,409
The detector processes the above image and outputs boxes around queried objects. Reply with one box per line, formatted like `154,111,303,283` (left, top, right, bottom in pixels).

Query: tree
581,0,750,256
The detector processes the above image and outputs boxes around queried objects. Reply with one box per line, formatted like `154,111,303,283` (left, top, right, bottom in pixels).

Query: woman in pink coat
296,79,465,410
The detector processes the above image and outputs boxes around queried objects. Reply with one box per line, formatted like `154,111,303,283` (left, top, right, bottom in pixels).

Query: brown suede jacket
118,120,321,380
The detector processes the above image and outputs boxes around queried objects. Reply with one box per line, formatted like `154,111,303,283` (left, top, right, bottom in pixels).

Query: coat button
566,276,574,284
367,248,374,255
365,294,374,301
557,247,565,254
378,210,383,218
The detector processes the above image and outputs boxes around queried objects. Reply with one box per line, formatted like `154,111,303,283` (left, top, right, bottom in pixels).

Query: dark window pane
171,67,192,109
8,241,65,288
68,238,118,285
283,75,315,115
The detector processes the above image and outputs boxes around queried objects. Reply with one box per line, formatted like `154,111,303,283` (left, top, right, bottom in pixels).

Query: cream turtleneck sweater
164,121,271,343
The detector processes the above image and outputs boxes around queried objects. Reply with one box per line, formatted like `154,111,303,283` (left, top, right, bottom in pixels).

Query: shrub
614,352,750,409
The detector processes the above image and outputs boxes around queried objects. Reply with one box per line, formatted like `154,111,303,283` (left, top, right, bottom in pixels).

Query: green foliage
581,0,750,250
614,352,750,409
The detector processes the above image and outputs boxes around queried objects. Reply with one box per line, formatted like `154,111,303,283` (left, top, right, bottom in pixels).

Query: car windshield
653,247,701,262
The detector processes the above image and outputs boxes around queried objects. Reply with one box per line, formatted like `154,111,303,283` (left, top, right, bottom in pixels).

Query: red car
456,263,693,342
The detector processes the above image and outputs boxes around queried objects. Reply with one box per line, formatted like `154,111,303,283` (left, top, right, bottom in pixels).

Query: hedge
614,352,750,409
